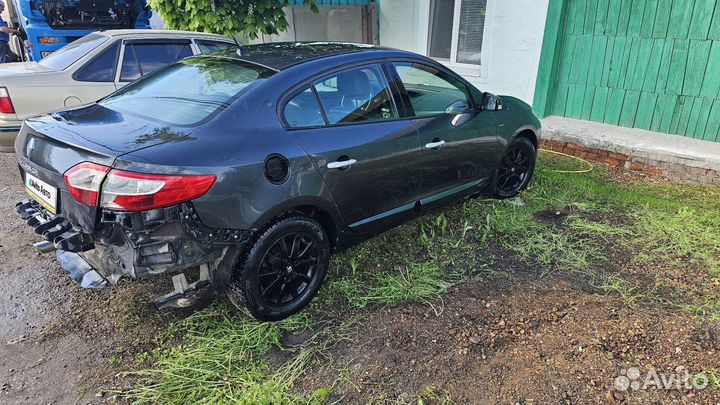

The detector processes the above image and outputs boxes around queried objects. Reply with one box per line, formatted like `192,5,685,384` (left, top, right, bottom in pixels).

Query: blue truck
5,0,151,61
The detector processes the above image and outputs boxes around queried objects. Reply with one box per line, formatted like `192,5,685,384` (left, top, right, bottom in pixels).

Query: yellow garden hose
538,148,594,174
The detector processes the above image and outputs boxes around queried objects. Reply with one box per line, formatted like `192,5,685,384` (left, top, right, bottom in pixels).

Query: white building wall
379,0,549,105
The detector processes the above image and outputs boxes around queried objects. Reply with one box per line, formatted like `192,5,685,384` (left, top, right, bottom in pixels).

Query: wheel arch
249,197,344,248
513,127,539,149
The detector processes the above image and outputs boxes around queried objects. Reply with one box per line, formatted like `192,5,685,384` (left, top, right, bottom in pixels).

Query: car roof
217,41,404,71
98,29,234,41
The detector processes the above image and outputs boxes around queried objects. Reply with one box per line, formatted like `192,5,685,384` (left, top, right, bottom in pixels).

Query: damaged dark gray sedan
14,43,540,321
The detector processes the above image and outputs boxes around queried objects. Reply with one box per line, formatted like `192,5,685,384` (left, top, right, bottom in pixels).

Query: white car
0,29,237,152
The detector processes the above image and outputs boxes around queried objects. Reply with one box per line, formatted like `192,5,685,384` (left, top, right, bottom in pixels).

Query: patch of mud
301,278,720,404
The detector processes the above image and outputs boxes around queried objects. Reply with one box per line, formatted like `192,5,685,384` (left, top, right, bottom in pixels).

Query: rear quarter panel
115,94,345,235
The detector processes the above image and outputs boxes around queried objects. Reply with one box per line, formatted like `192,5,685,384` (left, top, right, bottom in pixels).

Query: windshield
39,34,109,71
100,57,277,126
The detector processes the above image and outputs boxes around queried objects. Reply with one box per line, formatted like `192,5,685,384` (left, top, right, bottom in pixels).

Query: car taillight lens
99,169,216,212
64,162,111,206
0,87,15,114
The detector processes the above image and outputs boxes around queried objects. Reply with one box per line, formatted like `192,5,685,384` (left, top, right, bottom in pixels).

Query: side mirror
481,92,502,111
445,100,470,115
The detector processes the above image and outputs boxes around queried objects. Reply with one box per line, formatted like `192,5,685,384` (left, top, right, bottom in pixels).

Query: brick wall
540,139,720,185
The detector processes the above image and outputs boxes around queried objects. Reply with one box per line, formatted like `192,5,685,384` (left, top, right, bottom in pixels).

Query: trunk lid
15,104,194,232
0,62,56,77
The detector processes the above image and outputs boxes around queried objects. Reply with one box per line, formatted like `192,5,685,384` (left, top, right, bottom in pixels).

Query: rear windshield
100,57,276,126
38,33,109,70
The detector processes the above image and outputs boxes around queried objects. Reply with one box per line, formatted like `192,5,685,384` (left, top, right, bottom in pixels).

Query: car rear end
13,56,277,305
13,111,232,290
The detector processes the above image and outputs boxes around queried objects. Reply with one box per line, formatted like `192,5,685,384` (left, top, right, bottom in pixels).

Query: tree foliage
148,0,319,38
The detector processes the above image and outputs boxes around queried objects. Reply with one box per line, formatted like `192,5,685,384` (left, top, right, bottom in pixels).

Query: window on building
427,0,487,66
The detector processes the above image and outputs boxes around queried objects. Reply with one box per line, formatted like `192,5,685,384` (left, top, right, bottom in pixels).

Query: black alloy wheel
492,137,537,198
228,216,330,321
258,232,319,305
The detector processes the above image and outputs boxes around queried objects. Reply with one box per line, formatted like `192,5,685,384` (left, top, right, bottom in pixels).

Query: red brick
688,166,709,176
630,162,643,171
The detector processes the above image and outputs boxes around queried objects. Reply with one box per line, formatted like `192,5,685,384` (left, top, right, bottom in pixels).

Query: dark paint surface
15,44,541,246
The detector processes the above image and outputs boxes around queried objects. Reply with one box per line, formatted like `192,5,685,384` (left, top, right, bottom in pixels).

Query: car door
68,40,121,107
116,40,194,88
284,63,422,232
389,61,499,207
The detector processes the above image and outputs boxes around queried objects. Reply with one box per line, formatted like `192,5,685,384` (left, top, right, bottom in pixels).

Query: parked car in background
0,29,237,152
14,42,540,321
4,0,152,62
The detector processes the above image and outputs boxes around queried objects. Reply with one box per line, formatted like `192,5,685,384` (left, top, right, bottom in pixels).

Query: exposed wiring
538,148,594,174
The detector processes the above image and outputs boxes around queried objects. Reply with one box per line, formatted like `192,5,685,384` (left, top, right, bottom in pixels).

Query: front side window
428,0,487,66
312,64,398,125
120,42,194,82
101,57,276,126
74,41,120,82
392,62,471,117
283,87,324,128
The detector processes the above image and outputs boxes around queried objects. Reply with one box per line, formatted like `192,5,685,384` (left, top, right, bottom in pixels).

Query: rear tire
490,137,537,199
227,216,330,321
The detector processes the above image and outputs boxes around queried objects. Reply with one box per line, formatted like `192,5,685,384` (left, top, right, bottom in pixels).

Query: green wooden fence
534,0,720,142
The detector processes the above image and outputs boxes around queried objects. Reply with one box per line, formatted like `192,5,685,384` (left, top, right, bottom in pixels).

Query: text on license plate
25,173,57,214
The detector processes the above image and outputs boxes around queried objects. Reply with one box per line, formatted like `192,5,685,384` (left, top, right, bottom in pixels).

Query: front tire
228,216,330,321
490,137,537,198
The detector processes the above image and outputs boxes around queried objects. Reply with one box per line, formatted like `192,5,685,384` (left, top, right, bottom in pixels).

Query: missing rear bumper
16,199,251,306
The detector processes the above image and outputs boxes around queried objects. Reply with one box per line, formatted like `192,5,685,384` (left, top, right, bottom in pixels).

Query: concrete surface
541,116,720,173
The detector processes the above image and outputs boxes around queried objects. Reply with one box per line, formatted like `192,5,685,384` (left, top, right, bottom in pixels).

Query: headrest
336,70,372,96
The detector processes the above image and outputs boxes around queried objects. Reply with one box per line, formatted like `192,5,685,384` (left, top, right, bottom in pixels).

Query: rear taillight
64,162,111,206
64,162,216,211
0,87,15,114
100,169,216,212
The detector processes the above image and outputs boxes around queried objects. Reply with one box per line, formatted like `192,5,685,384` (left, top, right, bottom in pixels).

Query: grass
118,152,720,404
118,303,326,405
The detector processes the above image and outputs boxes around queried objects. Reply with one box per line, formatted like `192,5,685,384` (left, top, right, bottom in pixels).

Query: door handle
425,140,446,149
327,159,357,170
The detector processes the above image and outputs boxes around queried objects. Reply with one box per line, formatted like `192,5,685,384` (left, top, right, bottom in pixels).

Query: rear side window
283,87,324,128
312,64,398,125
74,41,120,82
196,40,236,54
101,57,276,126
120,42,193,82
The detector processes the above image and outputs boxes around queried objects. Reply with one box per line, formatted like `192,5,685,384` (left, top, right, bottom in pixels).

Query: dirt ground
0,152,181,404
1,150,719,404
301,274,720,404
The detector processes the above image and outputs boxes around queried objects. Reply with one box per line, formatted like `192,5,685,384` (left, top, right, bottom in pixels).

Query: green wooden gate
533,0,720,142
